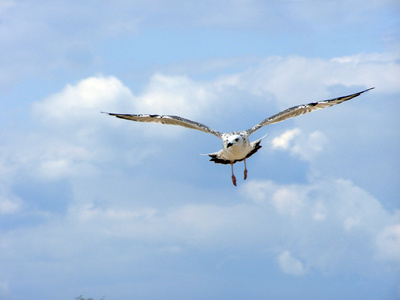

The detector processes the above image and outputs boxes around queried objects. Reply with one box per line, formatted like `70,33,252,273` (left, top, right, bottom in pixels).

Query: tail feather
203,150,231,165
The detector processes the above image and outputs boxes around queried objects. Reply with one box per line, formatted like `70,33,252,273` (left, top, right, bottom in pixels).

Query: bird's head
225,134,245,148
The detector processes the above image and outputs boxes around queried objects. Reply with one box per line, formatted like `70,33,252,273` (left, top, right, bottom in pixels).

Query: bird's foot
231,174,237,186
244,169,248,180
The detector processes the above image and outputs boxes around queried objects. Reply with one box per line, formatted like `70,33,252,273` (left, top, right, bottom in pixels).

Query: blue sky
1,0,400,299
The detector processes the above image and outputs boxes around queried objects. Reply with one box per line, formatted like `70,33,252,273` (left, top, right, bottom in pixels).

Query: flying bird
103,88,373,186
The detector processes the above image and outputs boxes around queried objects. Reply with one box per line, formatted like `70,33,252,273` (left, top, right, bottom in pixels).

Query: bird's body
210,132,255,162
103,88,373,186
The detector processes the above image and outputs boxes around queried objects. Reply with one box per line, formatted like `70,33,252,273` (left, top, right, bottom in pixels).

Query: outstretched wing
102,113,223,138
246,88,374,136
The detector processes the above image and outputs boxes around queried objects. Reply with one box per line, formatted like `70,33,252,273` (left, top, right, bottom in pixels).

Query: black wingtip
101,111,115,116
363,87,375,93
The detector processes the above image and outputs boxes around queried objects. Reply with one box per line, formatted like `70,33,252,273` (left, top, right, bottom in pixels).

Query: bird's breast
223,144,251,160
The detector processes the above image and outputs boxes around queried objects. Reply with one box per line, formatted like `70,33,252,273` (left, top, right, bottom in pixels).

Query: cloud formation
1,1,399,295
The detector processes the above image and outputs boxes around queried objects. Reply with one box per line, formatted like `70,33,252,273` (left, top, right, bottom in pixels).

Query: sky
1,0,400,299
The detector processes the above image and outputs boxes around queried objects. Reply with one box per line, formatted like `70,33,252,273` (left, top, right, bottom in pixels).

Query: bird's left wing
246,88,374,136
102,113,223,138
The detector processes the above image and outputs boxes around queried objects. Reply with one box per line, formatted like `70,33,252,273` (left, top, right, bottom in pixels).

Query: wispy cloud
277,251,307,276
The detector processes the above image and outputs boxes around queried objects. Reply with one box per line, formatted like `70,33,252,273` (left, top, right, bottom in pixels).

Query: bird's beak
227,142,233,148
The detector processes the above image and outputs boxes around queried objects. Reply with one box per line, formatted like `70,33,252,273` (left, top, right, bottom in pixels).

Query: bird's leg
230,162,237,186
243,159,248,180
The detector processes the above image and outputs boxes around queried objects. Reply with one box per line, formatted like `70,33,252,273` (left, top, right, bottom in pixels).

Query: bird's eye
235,138,239,141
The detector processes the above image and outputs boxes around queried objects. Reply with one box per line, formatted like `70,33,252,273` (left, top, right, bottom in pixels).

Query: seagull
103,88,373,186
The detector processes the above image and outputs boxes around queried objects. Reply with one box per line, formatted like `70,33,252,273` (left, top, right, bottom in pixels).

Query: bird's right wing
102,113,223,138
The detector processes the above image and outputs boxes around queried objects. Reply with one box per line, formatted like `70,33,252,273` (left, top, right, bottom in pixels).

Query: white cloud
271,186,304,216
13,73,216,188
27,176,386,278
136,73,216,119
29,75,187,180
10,176,394,265
32,75,135,125
242,178,400,272
277,251,307,276
0,173,398,299
271,129,329,162
239,180,277,204
32,73,221,141
291,131,328,161
272,128,300,149
221,54,399,109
